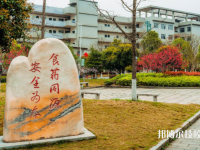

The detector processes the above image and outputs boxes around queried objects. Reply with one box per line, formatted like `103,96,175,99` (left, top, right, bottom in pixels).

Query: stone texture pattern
3,38,84,143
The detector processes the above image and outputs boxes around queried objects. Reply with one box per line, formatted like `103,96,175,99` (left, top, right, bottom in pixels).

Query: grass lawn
0,96,199,149
80,79,107,87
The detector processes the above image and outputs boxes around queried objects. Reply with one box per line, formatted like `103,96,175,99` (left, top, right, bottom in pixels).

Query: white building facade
29,0,200,54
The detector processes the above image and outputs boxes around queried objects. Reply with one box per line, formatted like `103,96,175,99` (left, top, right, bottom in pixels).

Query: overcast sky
28,0,200,17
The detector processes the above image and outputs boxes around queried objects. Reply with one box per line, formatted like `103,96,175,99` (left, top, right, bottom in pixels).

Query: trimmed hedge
105,73,200,87
105,74,127,85
117,76,200,87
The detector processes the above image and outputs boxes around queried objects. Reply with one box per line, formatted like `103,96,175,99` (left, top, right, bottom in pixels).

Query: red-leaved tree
138,46,184,73
1,40,29,70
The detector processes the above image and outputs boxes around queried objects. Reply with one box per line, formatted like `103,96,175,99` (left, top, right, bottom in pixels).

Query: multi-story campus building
30,0,200,54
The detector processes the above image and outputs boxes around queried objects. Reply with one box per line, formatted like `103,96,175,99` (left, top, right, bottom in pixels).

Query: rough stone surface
3,38,84,143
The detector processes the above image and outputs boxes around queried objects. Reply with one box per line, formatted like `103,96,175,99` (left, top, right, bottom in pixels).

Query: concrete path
81,87,200,104
165,119,200,150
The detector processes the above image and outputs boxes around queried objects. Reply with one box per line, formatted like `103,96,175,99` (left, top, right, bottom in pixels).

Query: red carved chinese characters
30,62,41,73
31,91,40,103
49,53,59,66
50,83,59,94
50,98,61,110
30,106,41,119
49,53,61,110
29,61,42,118
30,76,40,88
50,68,59,80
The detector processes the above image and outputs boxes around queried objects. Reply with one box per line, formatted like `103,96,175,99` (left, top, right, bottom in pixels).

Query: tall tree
172,36,200,71
91,0,138,100
0,0,32,53
86,46,103,72
41,0,46,39
141,31,162,54
102,40,132,73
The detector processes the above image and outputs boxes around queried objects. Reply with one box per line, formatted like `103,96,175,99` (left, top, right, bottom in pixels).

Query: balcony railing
63,33,77,39
63,7,76,14
30,18,77,27
98,26,146,33
65,20,77,27
98,37,131,43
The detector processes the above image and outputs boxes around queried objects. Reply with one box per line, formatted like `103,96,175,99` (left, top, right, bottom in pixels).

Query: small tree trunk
191,63,195,72
131,0,137,101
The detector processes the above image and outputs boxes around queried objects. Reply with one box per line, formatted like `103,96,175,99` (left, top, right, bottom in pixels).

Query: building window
187,27,191,32
59,19,64,21
168,35,173,40
108,24,110,27
104,24,107,27
161,34,166,39
65,19,69,21
49,18,52,21
59,30,64,33
53,30,56,34
161,24,165,29
168,25,173,30
125,26,127,29
105,35,108,38
180,28,185,33
116,26,118,28
154,23,159,28
129,26,131,29
53,18,56,21
72,31,75,33
65,31,70,33
108,35,110,38
105,45,109,48
116,35,119,38
36,16,39,19
72,19,75,21
49,30,52,33
136,24,139,28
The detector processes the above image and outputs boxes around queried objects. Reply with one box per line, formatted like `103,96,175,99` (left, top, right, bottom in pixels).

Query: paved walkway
82,87,200,104
165,119,200,150
82,87,200,149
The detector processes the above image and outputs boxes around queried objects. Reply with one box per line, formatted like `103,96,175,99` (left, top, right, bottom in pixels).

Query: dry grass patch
10,99,200,150
0,83,6,93
80,79,107,87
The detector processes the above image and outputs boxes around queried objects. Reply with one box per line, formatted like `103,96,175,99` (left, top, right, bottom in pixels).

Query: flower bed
165,71,200,76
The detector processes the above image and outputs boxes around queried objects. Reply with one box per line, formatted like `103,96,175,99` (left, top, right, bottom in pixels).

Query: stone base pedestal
0,128,95,149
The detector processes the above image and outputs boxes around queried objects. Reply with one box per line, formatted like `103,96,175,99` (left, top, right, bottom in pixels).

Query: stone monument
3,38,84,142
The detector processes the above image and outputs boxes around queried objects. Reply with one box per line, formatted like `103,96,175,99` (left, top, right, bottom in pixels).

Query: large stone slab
0,128,95,149
3,38,84,142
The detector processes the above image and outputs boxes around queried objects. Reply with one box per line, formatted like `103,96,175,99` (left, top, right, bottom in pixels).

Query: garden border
150,110,200,150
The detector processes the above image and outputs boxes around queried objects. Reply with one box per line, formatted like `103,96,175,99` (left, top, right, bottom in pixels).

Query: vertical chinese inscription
30,62,42,118
49,53,60,109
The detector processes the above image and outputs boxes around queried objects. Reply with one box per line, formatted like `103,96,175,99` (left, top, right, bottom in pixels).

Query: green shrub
116,76,131,86
1,76,6,83
125,65,132,72
105,74,128,85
